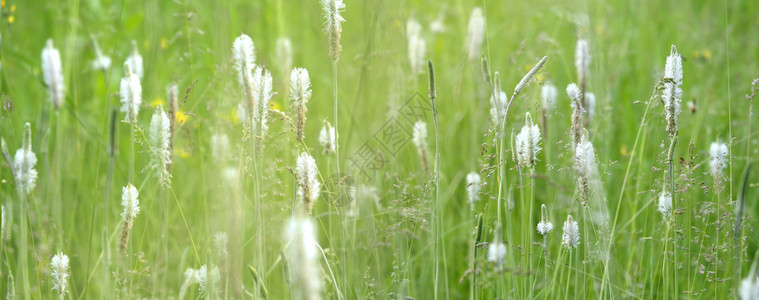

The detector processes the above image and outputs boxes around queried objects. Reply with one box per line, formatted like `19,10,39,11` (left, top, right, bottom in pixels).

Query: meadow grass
1,0,759,299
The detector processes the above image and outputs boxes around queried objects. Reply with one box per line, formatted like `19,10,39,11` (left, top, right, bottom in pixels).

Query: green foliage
1,0,758,298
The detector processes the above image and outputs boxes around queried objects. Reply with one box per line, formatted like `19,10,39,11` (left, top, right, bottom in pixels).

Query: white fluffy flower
297,152,321,215
740,274,759,300
585,92,596,121
466,172,481,207
574,132,597,205
709,142,728,180
657,191,672,220
319,120,337,155
288,218,322,299
514,112,541,168
276,37,292,76
91,37,111,71
407,18,426,74
575,39,590,83
233,34,256,89
42,39,65,109
413,121,430,172
465,7,485,61
214,232,228,260
537,220,554,235
92,55,111,72
149,105,172,187
252,67,273,137
429,13,446,33
120,62,142,123
237,102,248,127
14,123,37,195
321,0,345,61
662,45,683,136
125,40,144,79
541,83,558,111
233,34,257,129
490,90,507,125
487,239,507,266
121,183,140,220
50,252,70,297
537,204,553,235
566,83,582,105
196,265,220,298
119,183,139,253
179,268,198,300
412,121,428,150
561,214,580,249
575,133,597,181
290,67,312,142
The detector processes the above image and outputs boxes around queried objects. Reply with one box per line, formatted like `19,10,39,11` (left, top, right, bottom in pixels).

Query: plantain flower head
149,105,172,187
126,40,144,79
407,18,426,74
541,83,558,112
321,0,345,61
537,204,553,235
120,62,142,123
14,123,38,194
465,7,485,61
575,39,590,85
121,183,139,220
290,67,312,142
561,214,580,249
319,120,337,155
252,67,273,137
466,172,481,208
287,217,323,299
662,45,683,136
50,252,70,299
657,191,672,220
514,112,541,168
709,142,728,182
296,152,320,215
42,39,65,110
